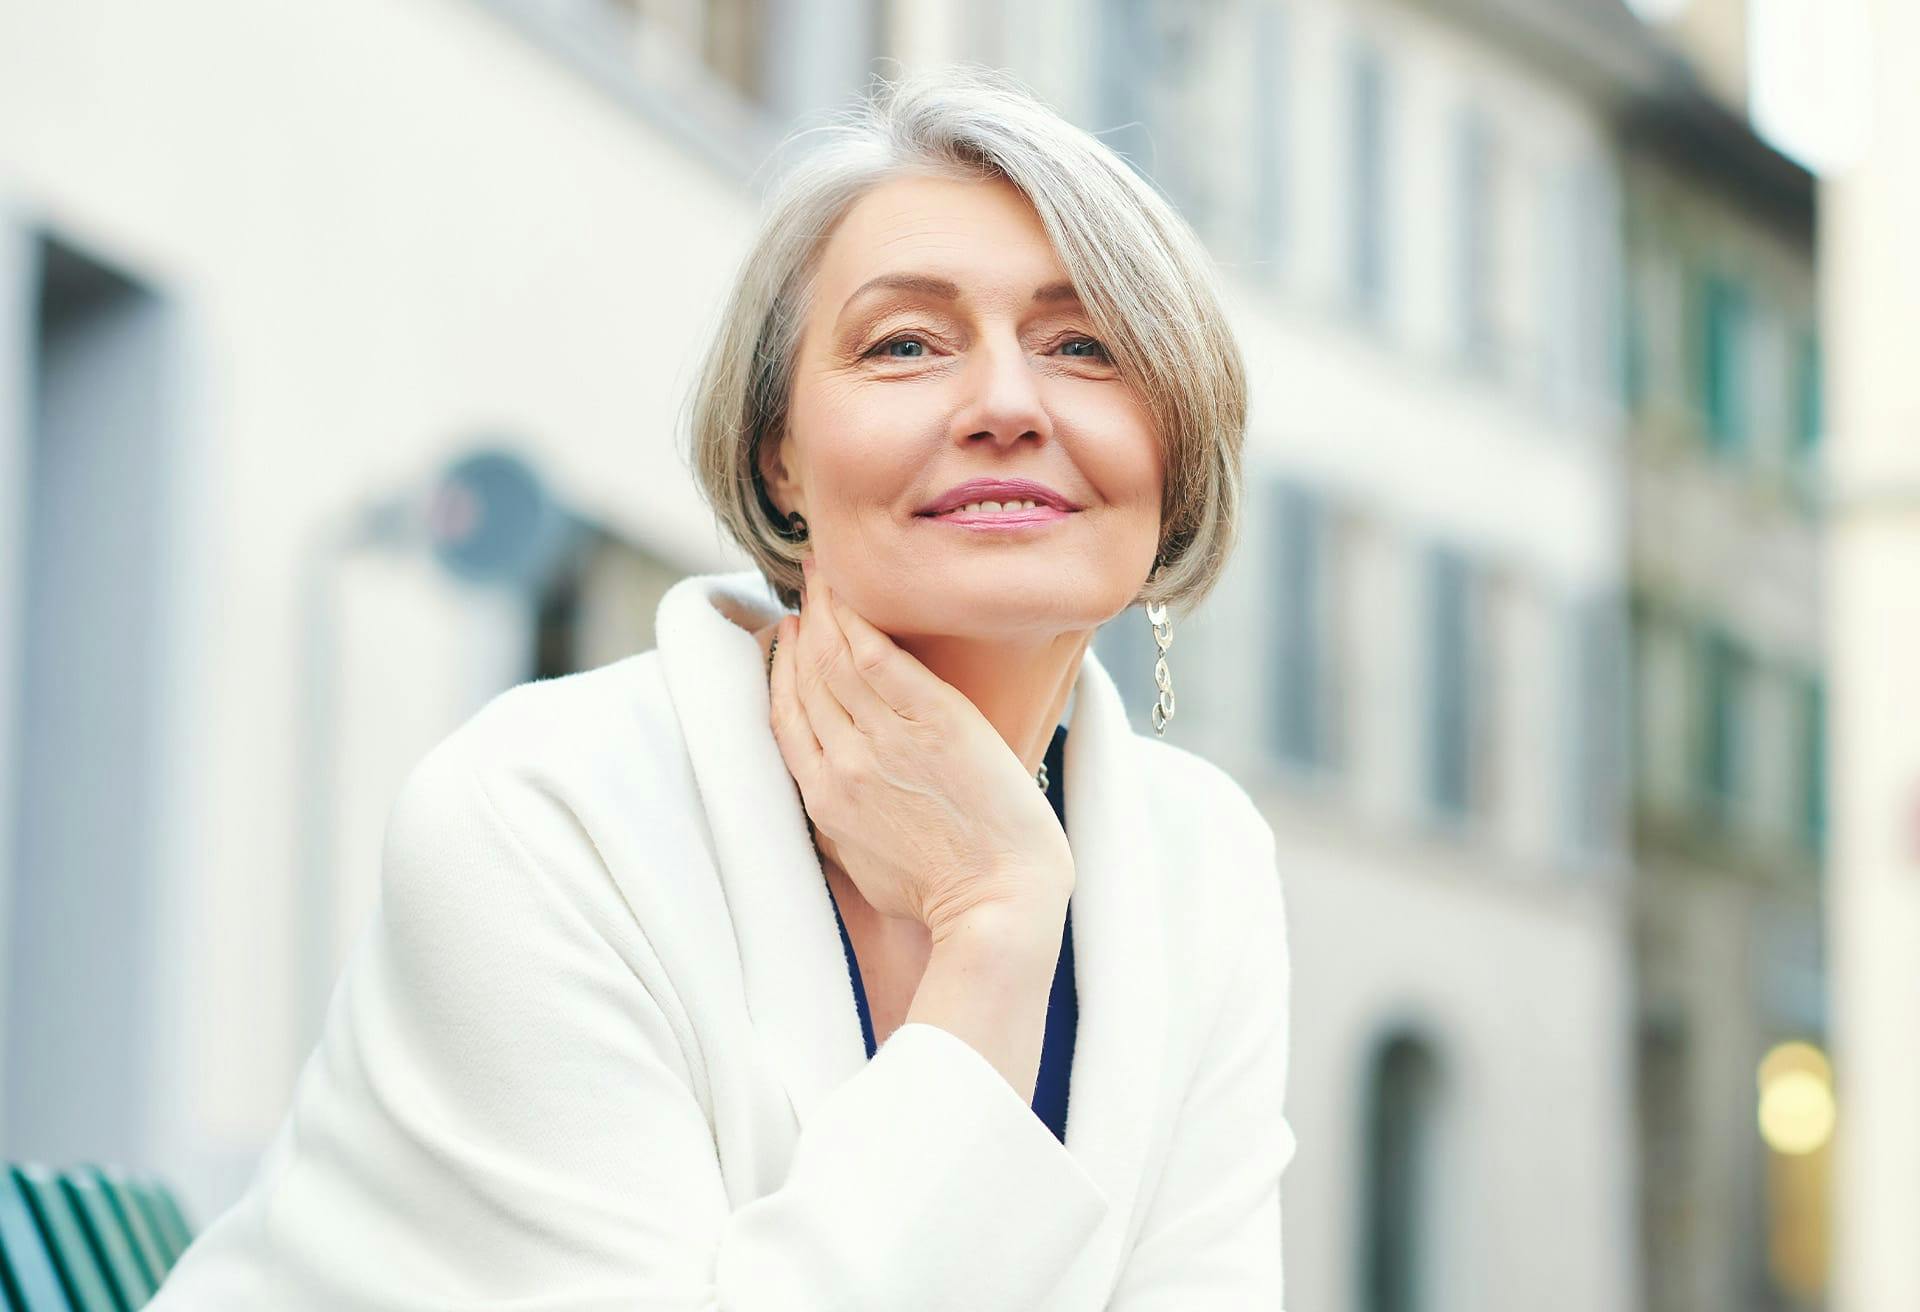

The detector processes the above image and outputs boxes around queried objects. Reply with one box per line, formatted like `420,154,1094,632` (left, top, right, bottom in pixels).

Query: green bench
0,1163,196,1310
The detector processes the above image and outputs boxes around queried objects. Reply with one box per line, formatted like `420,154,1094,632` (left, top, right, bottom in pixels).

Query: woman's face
763,172,1164,643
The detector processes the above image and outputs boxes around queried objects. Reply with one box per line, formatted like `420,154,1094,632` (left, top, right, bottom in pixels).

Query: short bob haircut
685,62,1247,618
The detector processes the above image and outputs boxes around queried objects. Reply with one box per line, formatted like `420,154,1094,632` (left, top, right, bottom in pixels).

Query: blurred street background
1,1,1914,1308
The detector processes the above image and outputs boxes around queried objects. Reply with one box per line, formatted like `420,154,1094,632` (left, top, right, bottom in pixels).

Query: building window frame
1453,101,1498,369
1699,271,1750,459
1360,1030,1444,1312
1346,36,1391,322
1696,623,1748,829
1269,479,1338,773
1422,542,1480,823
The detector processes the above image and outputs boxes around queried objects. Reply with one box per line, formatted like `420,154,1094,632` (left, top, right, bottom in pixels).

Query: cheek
1075,400,1164,504
791,381,922,508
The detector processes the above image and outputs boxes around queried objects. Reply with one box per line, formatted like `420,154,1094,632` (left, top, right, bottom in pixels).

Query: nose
951,330,1054,449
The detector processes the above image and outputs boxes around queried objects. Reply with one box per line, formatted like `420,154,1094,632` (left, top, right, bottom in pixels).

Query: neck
750,618,1089,780
895,630,1091,780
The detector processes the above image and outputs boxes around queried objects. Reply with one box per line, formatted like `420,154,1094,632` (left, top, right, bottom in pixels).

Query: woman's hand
768,558,1074,940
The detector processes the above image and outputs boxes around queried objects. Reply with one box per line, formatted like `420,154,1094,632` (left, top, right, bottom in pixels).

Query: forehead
813,173,1069,308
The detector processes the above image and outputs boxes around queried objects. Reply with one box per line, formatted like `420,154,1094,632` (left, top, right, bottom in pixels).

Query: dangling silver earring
1145,599,1175,735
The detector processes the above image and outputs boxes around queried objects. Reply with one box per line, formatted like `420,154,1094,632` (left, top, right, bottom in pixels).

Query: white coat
148,568,1296,1310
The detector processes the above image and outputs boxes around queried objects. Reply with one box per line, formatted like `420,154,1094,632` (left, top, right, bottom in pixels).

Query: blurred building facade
1087,2,1645,1308
1617,82,1830,1311
0,2,1843,1310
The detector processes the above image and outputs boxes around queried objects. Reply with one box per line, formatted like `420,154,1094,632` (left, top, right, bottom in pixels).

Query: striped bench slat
1,1167,71,1312
58,1169,155,1307
13,1165,119,1312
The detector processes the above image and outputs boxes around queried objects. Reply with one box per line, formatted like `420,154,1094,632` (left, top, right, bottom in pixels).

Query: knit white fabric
148,568,1295,1310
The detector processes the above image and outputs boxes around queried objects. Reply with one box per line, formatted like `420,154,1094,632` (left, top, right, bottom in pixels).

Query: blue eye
864,333,1110,362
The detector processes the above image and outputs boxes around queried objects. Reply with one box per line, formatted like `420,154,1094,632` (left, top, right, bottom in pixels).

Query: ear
757,426,806,520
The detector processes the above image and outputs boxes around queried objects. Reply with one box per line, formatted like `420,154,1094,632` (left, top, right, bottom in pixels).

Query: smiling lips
917,477,1081,517
924,500,1076,529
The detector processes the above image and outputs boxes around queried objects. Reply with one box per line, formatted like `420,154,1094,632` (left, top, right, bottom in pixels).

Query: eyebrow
835,273,1082,327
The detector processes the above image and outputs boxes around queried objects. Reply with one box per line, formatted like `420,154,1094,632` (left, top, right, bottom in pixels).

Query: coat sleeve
1104,817,1295,1310
149,739,1109,1312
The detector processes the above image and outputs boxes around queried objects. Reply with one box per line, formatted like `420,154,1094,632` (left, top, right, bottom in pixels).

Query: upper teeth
943,499,1041,515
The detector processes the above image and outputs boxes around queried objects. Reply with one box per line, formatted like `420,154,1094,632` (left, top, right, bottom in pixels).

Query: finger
823,589,948,723
811,580,894,731
794,563,863,762
768,614,823,787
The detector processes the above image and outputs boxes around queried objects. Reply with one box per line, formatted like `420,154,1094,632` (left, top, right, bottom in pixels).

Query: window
1424,545,1478,819
6,233,180,1163
1793,328,1823,460
1567,159,1618,415
1566,593,1628,857
1701,274,1749,457
1622,263,1648,414
1130,3,1213,230
617,0,771,105
1270,481,1332,769
1454,104,1496,365
1252,0,1291,274
1096,0,1158,184
1799,675,1826,858
1362,1033,1443,1312
1698,626,1747,826
1348,39,1390,318
1637,1014,1693,1311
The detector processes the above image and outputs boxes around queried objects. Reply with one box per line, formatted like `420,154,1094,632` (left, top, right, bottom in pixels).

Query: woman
150,64,1294,1310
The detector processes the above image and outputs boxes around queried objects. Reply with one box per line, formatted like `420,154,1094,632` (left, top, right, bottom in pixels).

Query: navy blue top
827,721,1077,1143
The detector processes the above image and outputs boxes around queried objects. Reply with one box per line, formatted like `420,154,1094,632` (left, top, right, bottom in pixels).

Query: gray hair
685,62,1247,617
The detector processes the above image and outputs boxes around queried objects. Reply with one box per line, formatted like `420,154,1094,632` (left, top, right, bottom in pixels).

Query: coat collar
656,568,1167,1230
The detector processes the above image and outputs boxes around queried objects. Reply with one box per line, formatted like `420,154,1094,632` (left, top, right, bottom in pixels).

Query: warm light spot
1758,1041,1836,1156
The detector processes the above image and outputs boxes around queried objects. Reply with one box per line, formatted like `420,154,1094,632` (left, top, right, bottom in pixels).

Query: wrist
926,886,1069,958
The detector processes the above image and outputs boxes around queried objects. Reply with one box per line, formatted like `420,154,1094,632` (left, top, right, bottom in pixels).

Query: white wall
1823,0,1920,1303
